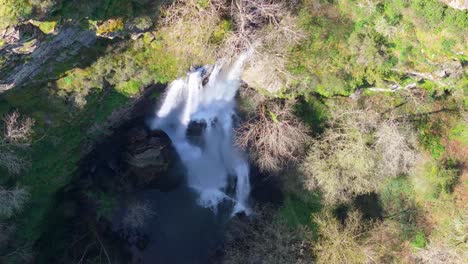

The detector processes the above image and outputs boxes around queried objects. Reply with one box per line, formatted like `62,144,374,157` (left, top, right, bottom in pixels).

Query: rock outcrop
0,24,96,93
124,128,174,188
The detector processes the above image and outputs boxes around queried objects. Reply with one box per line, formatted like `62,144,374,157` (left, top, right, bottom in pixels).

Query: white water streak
152,54,251,215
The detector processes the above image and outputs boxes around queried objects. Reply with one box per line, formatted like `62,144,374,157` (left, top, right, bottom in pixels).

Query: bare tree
2,111,34,144
236,99,310,172
0,111,34,175
0,186,30,218
223,207,312,264
375,120,417,177
301,106,379,204
301,105,418,204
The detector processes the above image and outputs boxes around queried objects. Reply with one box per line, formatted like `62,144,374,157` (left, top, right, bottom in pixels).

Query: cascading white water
151,54,251,215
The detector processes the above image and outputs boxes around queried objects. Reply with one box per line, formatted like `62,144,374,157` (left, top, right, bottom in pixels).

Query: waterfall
151,55,251,215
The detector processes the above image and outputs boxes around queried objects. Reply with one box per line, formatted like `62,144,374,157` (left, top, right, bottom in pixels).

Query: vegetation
0,0,466,263
236,98,310,172
301,105,417,204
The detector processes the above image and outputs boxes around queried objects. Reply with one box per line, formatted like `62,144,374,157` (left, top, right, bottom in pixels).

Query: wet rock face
81,120,178,194
124,127,174,189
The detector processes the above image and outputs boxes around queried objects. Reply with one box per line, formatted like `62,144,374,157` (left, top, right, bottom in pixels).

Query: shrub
0,111,34,175
412,159,459,201
95,18,125,35
301,106,379,204
223,208,312,264
0,0,33,28
236,99,310,172
2,110,34,143
302,105,418,204
313,210,367,264
0,186,30,218
375,120,417,177
416,240,466,264
411,230,428,249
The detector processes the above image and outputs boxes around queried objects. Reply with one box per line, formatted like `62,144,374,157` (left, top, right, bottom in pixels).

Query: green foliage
95,18,124,35
279,192,322,231
289,12,355,96
289,0,467,97
412,0,468,30
412,160,459,201
380,176,419,238
294,95,328,134
412,0,446,25
29,20,57,34
450,122,468,145
419,120,446,159
196,0,210,9
411,230,427,249
209,19,232,44
313,210,367,264
0,0,33,28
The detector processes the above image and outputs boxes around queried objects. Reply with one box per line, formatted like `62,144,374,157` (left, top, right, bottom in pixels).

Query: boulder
124,127,173,188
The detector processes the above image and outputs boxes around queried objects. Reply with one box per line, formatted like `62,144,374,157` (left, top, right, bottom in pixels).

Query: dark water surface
127,185,232,264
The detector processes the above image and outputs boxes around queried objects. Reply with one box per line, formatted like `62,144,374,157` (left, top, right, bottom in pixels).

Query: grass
450,122,468,145
411,157,459,202
0,20,188,245
278,191,322,233
411,230,428,249
3,86,131,242
286,0,466,98
379,176,419,238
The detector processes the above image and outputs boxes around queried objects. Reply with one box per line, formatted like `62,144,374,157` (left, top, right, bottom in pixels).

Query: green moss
209,19,232,44
197,0,210,9
96,18,124,35
30,20,57,34
115,80,143,96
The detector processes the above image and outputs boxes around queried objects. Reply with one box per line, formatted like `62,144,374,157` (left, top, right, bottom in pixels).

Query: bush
236,99,310,172
412,159,459,201
0,0,32,28
223,208,312,264
302,105,417,204
0,111,34,175
313,210,367,264
374,120,417,177
0,186,29,218
411,230,428,249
